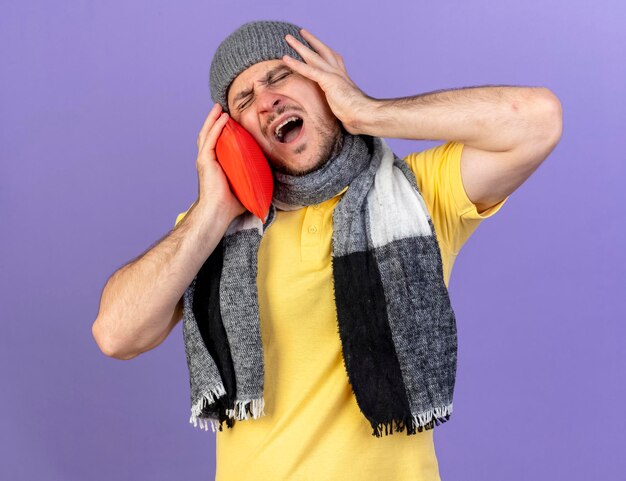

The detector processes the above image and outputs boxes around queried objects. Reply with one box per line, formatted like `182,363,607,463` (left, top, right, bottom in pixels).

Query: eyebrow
232,66,293,107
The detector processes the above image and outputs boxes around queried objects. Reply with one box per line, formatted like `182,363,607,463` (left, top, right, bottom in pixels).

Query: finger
282,55,326,83
299,28,343,68
333,51,347,73
285,34,334,72
336,55,347,72
197,103,223,150
199,112,229,159
197,103,223,151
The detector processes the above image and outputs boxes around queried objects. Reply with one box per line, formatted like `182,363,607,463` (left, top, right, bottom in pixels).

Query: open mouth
274,116,304,145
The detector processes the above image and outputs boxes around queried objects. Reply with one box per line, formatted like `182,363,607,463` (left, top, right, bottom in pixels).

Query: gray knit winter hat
209,20,313,113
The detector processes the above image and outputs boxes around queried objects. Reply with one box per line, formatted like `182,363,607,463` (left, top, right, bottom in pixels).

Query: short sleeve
174,212,187,228
173,203,194,228
403,141,509,255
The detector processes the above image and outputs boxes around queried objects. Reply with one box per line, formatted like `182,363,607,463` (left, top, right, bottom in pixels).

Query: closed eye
271,73,290,83
238,98,252,111
237,73,291,111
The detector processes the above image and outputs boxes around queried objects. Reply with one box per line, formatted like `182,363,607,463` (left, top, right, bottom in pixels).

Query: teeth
274,116,300,138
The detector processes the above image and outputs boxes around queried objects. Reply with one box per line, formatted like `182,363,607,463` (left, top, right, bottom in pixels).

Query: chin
268,121,343,177
272,155,324,177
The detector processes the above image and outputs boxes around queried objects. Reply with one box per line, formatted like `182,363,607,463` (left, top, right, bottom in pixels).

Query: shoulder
402,141,508,255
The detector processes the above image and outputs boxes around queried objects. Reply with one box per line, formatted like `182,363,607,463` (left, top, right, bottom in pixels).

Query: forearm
355,85,558,152
92,199,233,359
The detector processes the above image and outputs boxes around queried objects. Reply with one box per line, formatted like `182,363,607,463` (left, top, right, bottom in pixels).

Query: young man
93,20,562,481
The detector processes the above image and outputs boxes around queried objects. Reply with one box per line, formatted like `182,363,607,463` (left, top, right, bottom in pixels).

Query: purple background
2,1,624,480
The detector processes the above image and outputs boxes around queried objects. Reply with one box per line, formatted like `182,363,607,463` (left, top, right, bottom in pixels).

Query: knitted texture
182,132,458,437
209,20,313,113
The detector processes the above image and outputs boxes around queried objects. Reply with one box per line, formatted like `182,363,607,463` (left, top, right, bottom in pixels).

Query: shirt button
308,225,318,234
312,204,320,210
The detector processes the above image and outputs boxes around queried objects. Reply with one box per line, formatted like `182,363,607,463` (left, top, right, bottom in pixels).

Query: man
92,20,562,481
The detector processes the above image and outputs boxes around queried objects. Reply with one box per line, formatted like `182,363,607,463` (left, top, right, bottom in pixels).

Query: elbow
536,88,563,149
91,318,140,360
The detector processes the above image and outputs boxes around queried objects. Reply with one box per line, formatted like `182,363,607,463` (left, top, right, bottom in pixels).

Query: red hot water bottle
215,117,274,221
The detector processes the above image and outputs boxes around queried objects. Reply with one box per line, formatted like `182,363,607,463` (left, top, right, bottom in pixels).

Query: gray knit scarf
181,132,458,437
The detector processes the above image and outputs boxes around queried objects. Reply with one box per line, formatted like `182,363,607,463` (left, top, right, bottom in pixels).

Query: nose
258,91,284,114
258,92,287,136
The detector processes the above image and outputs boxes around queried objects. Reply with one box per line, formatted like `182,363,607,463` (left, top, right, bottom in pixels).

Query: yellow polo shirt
175,141,509,481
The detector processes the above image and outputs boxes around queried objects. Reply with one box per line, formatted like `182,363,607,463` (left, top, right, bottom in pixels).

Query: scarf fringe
188,384,227,432
372,403,454,437
189,391,266,433
413,402,453,427
189,416,222,433
226,397,266,421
